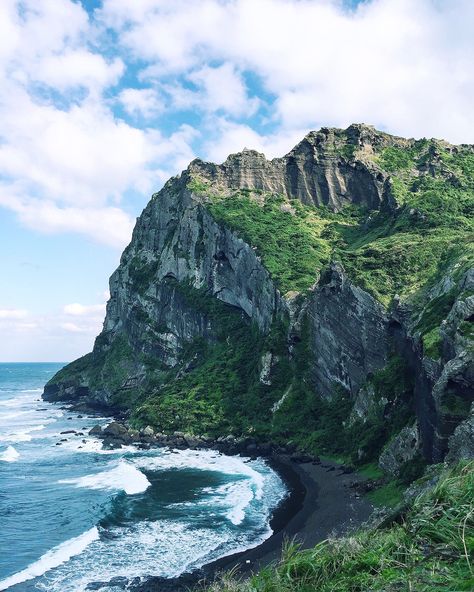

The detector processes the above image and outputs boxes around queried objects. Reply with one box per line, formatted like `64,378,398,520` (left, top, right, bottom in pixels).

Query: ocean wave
0,424,46,442
0,445,20,462
136,449,265,494
20,388,43,393
135,449,274,526
34,520,247,591
0,398,22,407
0,527,99,591
216,481,255,525
59,460,151,495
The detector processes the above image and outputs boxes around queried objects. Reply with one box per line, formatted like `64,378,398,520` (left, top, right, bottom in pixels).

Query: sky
0,0,473,362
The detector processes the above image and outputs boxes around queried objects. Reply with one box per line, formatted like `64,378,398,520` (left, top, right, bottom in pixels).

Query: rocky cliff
44,123,474,474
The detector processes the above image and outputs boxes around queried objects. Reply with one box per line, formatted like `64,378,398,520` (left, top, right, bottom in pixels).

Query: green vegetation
366,480,405,507
129,255,159,295
187,176,211,194
208,462,474,592
358,462,384,480
377,145,416,172
196,139,474,311
271,351,415,466
207,192,332,295
132,280,289,436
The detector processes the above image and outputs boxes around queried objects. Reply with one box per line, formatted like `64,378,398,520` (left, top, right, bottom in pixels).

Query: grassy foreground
208,462,474,592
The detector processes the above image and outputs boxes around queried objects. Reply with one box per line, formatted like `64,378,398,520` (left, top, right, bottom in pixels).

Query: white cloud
0,309,28,319
0,189,135,248
99,0,474,144
161,63,260,117
119,87,163,117
60,322,85,333
201,118,307,163
0,89,157,207
0,297,107,361
0,0,198,248
34,50,124,93
64,303,106,316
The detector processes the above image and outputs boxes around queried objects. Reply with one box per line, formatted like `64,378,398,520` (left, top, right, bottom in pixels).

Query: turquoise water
0,364,286,591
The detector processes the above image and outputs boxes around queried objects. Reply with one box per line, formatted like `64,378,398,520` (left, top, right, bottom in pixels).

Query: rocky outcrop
446,405,474,463
389,269,474,463
189,124,397,211
307,263,389,397
108,176,283,335
379,424,420,477
43,124,473,468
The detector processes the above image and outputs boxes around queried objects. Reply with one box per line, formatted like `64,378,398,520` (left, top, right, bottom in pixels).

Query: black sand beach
131,454,374,592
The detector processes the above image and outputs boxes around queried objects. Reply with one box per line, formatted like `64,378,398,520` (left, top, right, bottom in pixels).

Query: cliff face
307,263,389,398
189,124,396,211
44,124,474,470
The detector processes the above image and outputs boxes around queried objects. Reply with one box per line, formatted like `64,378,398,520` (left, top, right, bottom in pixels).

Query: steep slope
43,123,474,473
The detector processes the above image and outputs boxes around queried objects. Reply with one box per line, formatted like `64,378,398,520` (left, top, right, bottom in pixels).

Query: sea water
0,363,287,591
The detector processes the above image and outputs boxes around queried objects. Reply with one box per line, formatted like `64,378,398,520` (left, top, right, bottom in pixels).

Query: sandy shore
131,455,374,592
210,455,374,574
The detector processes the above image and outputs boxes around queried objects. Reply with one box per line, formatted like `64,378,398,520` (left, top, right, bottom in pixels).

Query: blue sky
1,0,473,361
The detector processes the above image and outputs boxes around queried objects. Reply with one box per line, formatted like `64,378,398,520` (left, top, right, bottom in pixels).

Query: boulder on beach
88,424,103,436
141,425,154,437
103,422,129,439
102,438,123,450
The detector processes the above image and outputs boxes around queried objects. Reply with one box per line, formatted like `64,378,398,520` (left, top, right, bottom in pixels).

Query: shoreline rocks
88,420,320,461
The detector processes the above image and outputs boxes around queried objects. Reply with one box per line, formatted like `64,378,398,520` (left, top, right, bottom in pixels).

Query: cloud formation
100,0,474,144
1,0,474,249
0,298,106,362
1,0,473,361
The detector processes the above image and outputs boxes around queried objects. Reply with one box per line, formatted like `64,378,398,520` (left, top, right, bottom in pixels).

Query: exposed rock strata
189,124,397,211
307,263,389,398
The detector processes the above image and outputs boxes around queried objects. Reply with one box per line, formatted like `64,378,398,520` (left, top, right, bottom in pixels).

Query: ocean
0,363,287,591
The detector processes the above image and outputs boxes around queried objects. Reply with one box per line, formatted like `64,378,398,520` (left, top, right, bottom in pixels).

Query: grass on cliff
208,461,474,592
207,191,332,295
132,281,291,436
196,141,474,316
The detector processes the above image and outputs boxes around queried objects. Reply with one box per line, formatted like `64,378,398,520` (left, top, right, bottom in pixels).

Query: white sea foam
59,460,151,495
218,481,255,525
0,424,46,442
136,448,265,494
34,520,256,592
135,449,272,526
0,527,99,591
61,437,139,455
0,445,20,462
0,398,22,407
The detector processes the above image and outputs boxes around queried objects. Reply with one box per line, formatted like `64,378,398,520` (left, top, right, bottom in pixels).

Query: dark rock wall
307,263,389,398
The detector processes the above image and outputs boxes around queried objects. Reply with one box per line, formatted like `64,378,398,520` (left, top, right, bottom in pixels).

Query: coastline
44,407,375,592
129,453,374,592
